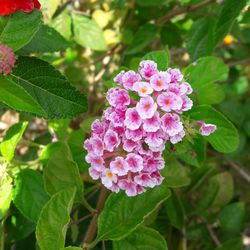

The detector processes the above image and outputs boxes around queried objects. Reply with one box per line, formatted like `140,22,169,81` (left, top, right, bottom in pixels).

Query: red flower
0,0,41,16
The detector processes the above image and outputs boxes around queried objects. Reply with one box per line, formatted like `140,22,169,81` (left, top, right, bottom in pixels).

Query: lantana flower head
0,44,16,76
84,59,217,196
0,0,41,16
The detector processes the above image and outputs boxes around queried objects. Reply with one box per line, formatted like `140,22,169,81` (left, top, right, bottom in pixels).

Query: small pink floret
133,81,153,97
150,71,170,91
139,60,158,79
0,44,16,76
126,153,143,173
199,122,217,136
157,92,183,112
124,108,142,130
136,96,157,119
110,156,128,176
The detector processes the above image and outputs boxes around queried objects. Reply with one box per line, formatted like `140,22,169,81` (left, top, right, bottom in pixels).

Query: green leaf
136,0,169,6
219,202,245,234
44,142,83,201
113,226,168,250
5,210,36,241
13,169,49,223
52,11,72,40
210,172,234,208
166,191,185,230
196,82,225,105
0,176,12,219
188,105,239,153
36,187,76,250
174,136,206,167
0,77,46,117
142,50,169,71
67,130,88,172
219,101,246,127
61,247,82,250
97,184,171,241
72,13,107,51
184,57,228,105
126,24,159,55
10,56,87,119
0,11,41,51
241,7,250,24
40,142,68,165
188,0,246,60
160,23,182,48
18,24,70,54
187,17,215,60
48,119,70,140
187,165,216,192
215,238,243,250
192,171,234,213
193,180,220,214
185,57,228,86
0,122,28,161
39,0,62,20
214,0,247,45
161,154,191,187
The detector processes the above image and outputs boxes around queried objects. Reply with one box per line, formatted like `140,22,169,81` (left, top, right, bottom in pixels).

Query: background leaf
215,238,243,250
136,0,169,6
0,122,28,161
166,191,185,230
39,0,62,20
210,172,234,208
126,24,159,55
0,176,12,220
142,50,169,71
219,202,245,234
61,247,82,250
44,142,83,201
13,169,49,223
214,0,247,44
187,17,215,60
36,187,76,250
72,13,107,51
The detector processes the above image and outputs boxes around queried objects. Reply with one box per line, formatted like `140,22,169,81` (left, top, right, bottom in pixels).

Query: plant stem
69,214,92,226
12,158,40,167
0,219,5,250
199,215,221,247
182,228,187,250
156,0,216,24
81,198,97,214
82,187,109,249
208,149,250,184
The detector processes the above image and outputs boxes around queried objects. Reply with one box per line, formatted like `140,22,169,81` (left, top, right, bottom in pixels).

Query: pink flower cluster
84,60,217,196
0,44,16,76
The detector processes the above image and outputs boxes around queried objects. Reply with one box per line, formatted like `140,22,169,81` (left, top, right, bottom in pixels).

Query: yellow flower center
106,172,113,178
140,87,148,93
